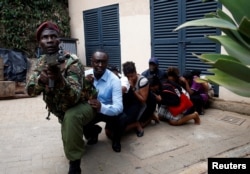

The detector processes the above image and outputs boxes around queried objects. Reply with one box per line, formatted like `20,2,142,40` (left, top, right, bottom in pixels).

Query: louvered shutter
184,0,220,74
151,0,180,69
83,10,100,66
151,0,221,75
83,4,121,68
101,5,121,68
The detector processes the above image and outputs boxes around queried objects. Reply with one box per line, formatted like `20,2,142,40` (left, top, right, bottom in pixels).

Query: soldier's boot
68,159,81,174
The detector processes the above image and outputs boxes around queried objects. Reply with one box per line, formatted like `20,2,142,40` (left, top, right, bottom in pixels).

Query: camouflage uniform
26,54,96,161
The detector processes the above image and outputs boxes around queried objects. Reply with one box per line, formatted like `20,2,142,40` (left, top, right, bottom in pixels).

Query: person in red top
158,68,200,125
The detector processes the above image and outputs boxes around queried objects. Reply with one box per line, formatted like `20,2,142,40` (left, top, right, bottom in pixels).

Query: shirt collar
97,69,108,82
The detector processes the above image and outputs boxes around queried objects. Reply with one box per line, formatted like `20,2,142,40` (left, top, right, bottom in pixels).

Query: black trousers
83,113,124,143
139,91,157,122
189,94,204,114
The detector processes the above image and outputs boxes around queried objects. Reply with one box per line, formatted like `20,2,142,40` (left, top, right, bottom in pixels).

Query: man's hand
88,99,101,112
179,76,187,84
85,74,94,84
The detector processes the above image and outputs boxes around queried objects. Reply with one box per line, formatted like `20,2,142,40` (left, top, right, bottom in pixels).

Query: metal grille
220,116,246,126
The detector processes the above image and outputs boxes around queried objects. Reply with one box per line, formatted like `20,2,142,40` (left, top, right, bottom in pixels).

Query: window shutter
151,0,180,69
184,0,220,74
151,0,221,75
83,5,121,69
101,5,121,68
83,10,100,65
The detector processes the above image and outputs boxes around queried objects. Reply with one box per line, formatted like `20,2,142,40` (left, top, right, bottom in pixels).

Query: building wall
68,0,250,103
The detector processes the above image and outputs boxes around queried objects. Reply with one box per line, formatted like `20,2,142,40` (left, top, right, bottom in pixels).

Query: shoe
136,129,144,137
87,137,98,145
152,114,160,124
112,141,121,152
87,125,102,145
68,160,81,174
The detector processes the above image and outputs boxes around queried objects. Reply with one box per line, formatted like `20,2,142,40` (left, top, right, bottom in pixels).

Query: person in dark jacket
141,57,166,82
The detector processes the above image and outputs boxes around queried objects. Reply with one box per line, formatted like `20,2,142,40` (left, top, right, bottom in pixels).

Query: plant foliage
175,0,250,97
0,0,70,57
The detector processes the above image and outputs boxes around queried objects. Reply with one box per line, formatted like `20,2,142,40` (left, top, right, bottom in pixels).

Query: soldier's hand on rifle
47,64,62,81
38,65,62,86
39,67,49,85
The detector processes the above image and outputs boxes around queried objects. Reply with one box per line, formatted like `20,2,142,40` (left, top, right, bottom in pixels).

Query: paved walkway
0,96,250,174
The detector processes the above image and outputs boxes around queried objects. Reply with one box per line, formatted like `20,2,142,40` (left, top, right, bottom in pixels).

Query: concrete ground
0,96,250,174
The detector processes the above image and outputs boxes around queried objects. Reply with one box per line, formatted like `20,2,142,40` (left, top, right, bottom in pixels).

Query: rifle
46,42,70,90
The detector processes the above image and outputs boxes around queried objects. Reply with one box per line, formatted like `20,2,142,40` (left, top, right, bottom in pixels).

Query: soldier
26,21,95,174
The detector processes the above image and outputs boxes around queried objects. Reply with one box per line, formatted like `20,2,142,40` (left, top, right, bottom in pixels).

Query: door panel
83,4,121,68
151,0,221,95
151,0,221,75
151,0,180,68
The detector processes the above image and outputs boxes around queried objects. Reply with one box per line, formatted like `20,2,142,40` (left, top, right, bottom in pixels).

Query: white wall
68,0,250,103
119,0,151,74
68,0,85,63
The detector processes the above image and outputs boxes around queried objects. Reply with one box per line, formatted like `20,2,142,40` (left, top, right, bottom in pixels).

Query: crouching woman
158,79,200,126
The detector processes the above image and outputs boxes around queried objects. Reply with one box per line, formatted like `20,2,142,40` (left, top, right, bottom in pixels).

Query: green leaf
213,59,250,82
239,17,250,38
174,18,237,31
175,3,250,49
217,9,236,25
207,69,250,97
204,12,217,18
219,0,250,25
208,35,250,65
195,53,240,64
218,27,250,49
